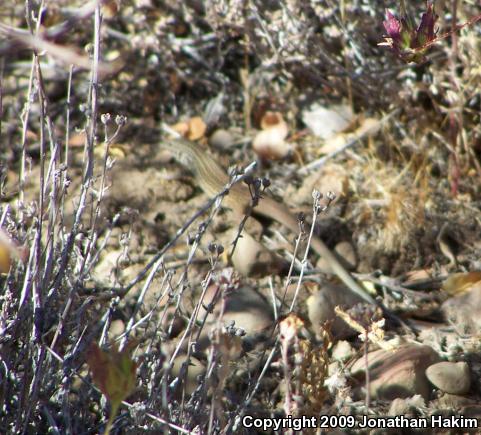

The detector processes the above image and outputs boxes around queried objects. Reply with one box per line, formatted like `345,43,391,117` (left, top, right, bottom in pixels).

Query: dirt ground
1,1,481,434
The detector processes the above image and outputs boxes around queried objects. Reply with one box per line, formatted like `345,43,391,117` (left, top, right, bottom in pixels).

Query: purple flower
379,3,438,63
415,3,437,47
383,10,403,44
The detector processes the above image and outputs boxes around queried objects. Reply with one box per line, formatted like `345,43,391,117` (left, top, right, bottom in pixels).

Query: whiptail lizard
162,137,377,306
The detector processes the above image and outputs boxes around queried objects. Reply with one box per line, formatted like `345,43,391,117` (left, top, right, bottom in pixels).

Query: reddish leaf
87,341,137,408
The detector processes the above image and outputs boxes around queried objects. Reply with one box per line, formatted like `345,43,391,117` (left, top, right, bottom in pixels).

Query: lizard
161,137,378,306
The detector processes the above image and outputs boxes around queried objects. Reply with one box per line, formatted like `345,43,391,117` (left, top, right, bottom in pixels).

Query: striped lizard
161,137,377,306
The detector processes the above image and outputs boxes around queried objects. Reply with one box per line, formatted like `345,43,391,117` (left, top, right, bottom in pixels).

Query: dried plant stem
364,331,370,409
288,192,330,312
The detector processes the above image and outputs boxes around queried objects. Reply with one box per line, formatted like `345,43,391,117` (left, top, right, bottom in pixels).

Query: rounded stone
306,282,365,339
389,395,425,416
209,129,235,150
426,361,471,395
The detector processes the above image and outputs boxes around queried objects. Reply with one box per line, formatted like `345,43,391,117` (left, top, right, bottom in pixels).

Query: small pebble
209,129,235,150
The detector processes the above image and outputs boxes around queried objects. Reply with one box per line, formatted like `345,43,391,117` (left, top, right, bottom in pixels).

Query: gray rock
426,361,471,395
230,230,287,277
389,395,425,416
306,282,365,339
209,129,235,150
199,284,274,336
